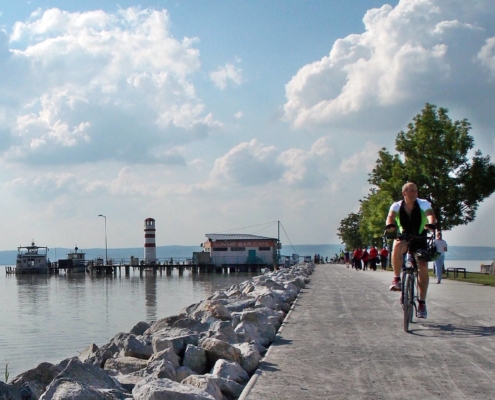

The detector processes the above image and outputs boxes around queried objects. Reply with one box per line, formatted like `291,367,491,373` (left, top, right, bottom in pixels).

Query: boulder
200,338,241,367
183,345,207,374
130,321,150,336
190,300,232,324
132,376,215,400
148,348,181,370
0,382,21,400
39,379,128,400
211,359,249,384
151,329,200,355
234,343,261,374
104,357,148,376
11,361,65,399
175,366,197,383
181,375,223,400
205,374,245,399
78,343,99,363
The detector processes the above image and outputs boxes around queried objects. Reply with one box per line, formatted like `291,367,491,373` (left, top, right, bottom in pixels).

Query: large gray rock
11,361,65,399
130,321,150,336
39,379,128,400
223,298,256,313
175,366,197,383
183,345,207,375
148,348,181,370
104,357,148,376
132,377,215,399
189,300,232,324
78,343,100,363
211,359,249,384
146,314,186,335
205,374,245,399
234,320,276,347
181,375,223,400
234,342,261,374
206,320,238,344
110,333,153,360
39,358,129,399
84,342,120,368
0,382,21,400
200,338,241,367
151,329,200,355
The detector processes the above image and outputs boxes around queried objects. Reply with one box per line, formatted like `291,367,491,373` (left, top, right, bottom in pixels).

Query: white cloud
1,7,220,165
339,142,381,173
283,0,495,132
209,139,283,186
234,111,243,119
478,37,495,76
210,63,243,90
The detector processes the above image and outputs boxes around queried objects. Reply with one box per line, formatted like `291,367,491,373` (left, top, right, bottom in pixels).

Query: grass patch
430,270,495,287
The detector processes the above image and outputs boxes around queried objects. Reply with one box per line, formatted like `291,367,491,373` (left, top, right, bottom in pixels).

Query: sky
0,0,494,250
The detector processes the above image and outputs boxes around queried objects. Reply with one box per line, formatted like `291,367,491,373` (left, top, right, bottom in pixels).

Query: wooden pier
6,263,271,275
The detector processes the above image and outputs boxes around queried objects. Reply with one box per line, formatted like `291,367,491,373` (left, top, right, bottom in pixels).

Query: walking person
434,231,448,283
362,248,369,271
369,246,378,271
380,246,389,270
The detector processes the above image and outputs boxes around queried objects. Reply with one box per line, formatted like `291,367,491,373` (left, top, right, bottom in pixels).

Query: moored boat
58,246,87,273
15,242,49,274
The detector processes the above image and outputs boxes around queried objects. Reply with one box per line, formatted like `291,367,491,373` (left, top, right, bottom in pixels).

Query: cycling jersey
389,198,432,234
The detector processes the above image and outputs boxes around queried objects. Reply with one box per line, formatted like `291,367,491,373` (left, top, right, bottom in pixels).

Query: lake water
0,268,259,379
1,242,494,381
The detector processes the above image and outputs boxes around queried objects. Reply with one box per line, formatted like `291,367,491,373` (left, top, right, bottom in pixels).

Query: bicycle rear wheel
402,273,414,332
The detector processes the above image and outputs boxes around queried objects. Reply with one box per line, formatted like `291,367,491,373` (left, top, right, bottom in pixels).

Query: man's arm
425,209,436,230
386,210,396,229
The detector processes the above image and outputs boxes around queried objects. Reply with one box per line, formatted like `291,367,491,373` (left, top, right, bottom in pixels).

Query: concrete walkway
241,264,495,400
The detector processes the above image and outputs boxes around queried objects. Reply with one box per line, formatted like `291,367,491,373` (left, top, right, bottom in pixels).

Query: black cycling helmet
414,234,440,262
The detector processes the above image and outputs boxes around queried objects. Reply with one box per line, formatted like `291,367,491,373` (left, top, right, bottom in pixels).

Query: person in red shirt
380,247,389,270
369,246,378,271
353,248,363,270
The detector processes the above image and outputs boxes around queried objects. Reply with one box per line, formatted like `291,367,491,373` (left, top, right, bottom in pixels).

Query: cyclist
385,182,436,319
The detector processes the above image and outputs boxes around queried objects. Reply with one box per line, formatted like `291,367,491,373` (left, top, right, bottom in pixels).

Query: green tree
359,189,393,245
369,103,495,230
337,212,363,249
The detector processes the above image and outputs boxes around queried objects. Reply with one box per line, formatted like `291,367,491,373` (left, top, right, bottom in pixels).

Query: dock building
201,234,279,267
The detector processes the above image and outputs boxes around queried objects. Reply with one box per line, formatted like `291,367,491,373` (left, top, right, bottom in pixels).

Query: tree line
337,103,495,250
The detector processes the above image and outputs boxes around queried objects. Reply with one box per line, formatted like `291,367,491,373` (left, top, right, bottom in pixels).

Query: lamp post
98,214,108,265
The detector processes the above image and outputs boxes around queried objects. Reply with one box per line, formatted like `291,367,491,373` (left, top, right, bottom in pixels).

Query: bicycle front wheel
402,273,414,332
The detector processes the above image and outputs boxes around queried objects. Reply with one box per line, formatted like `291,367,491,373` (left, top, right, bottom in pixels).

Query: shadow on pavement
258,361,281,372
409,323,495,337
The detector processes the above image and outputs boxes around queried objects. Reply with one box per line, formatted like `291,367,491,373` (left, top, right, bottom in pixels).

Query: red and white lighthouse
144,218,157,264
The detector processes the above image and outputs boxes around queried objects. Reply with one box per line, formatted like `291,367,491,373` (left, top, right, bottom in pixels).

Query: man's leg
392,240,406,277
417,261,429,301
390,240,406,290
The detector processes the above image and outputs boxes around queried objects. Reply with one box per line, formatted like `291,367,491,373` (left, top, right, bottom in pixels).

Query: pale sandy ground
241,265,495,400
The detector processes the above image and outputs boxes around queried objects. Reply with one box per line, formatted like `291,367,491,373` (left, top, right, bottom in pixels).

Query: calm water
0,268,259,379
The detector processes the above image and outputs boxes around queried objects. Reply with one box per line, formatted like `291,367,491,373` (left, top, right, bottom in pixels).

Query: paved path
242,264,495,400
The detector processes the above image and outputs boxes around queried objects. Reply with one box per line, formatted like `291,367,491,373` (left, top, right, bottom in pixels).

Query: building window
212,247,228,252
259,247,271,251
230,247,245,251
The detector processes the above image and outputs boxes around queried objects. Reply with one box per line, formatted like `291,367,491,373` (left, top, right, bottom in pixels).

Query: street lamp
98,214,108,265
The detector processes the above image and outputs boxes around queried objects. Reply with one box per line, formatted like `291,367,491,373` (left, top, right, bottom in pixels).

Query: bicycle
384,230,436,333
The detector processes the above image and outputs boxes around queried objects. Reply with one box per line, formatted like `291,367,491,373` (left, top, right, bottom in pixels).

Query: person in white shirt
434,231,448,283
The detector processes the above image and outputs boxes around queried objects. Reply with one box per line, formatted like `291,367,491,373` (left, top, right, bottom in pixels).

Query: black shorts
402,231,427,253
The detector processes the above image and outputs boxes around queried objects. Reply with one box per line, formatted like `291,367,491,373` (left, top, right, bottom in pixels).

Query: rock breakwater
1,263,314,399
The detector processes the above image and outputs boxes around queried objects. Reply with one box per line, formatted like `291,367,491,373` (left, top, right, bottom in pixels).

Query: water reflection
1,268,258,379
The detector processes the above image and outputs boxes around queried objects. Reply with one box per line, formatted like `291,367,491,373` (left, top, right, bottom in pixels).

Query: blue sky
0,0,494,250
